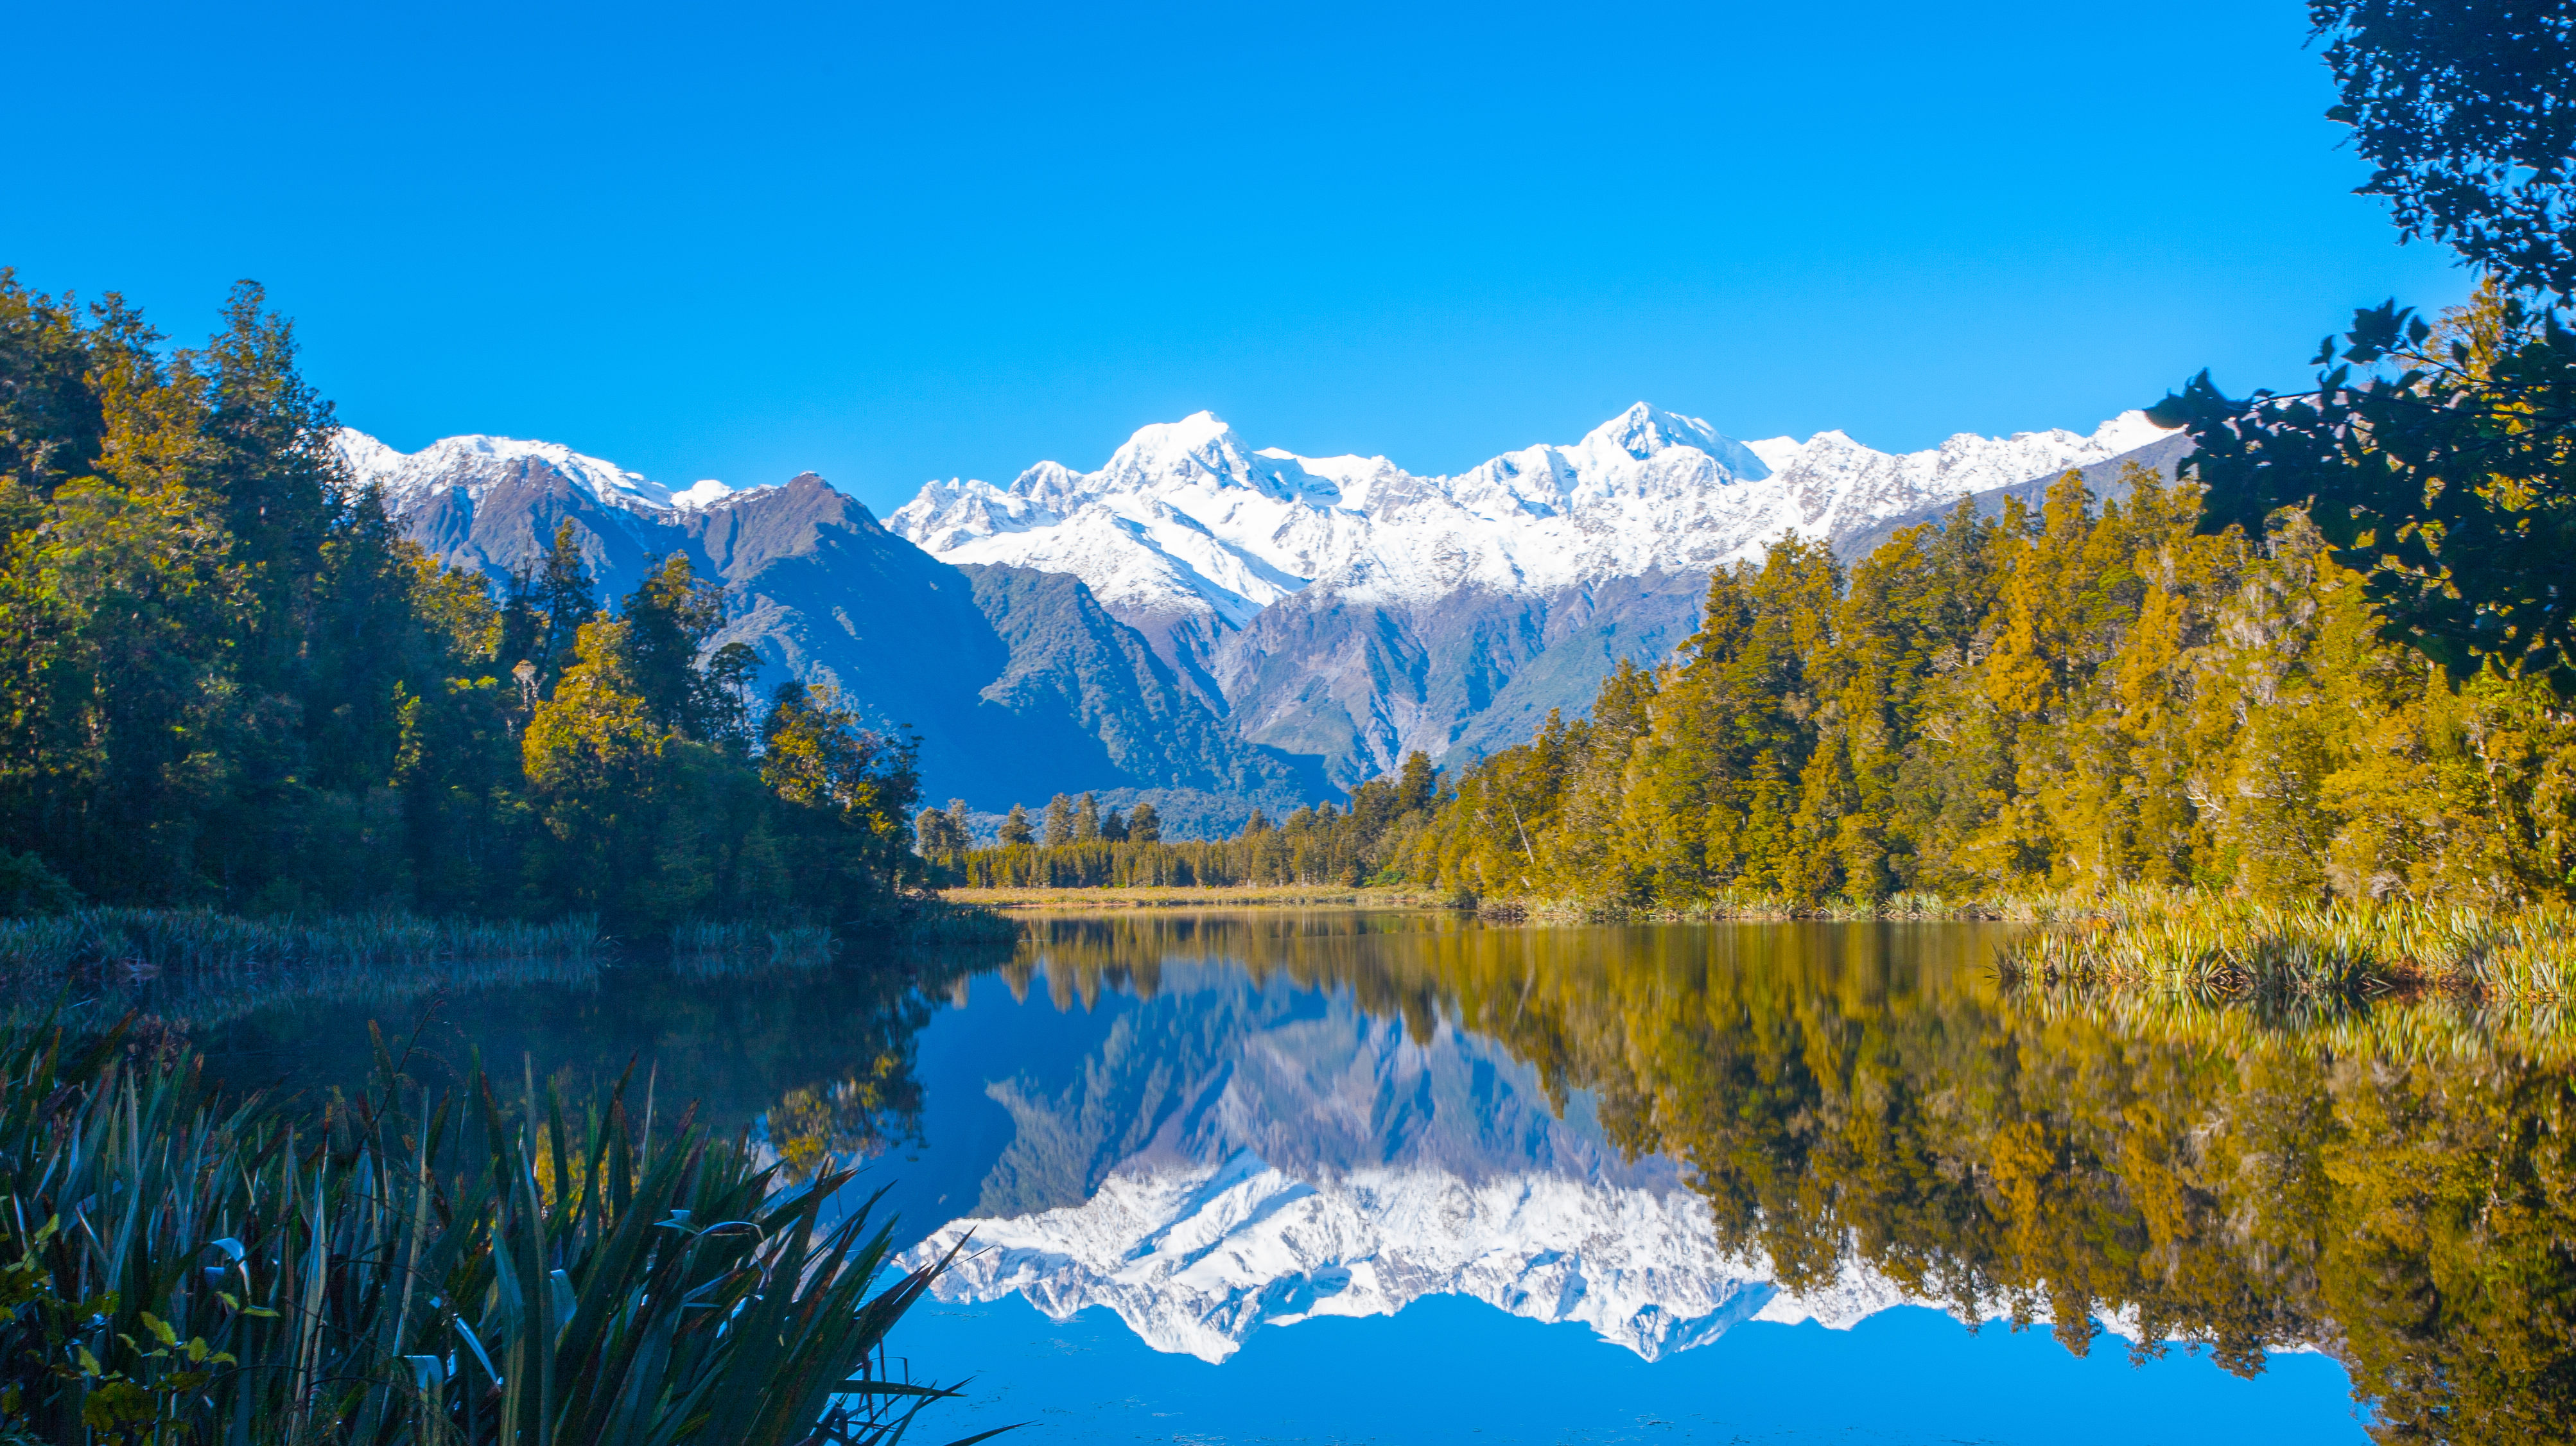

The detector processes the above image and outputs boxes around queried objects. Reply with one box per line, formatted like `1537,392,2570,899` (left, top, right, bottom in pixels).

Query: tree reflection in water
1007,910,2575,1445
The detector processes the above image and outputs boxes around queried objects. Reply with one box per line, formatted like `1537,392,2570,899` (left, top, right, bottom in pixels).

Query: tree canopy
2314,0,2576,298
0,272,921,933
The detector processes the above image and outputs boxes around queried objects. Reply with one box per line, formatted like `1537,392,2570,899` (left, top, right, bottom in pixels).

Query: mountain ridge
336,436,1311,822
341,401,2184,801
888,403,2180,783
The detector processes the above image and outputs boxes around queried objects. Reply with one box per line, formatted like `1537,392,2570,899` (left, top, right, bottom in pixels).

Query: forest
0,277,921,937
1404,433,2573,911
920,754,1443,889
953,374,2575,917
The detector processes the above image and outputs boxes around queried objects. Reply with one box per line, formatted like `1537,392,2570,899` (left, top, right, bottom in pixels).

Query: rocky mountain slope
340,401,2183,808
890,405,2181,784
336,433,1312,817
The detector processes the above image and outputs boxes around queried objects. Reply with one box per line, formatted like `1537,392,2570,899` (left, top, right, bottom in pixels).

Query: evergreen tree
535,519,596,692
1042,792,1075,847
998,803,1036,847
618,553,730,736
1126,801,1162,843
1397,750,1438,813
0,275,928,929
1074,791,1102,842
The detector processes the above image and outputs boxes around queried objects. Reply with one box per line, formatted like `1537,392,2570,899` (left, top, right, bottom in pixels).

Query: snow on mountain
889,986,2156,1365
885,404,2179,637
905,1149,1904,1363
329,405,2182,798
333,430,754,516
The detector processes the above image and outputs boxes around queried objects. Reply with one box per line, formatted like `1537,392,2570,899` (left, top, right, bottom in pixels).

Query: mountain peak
1580,403,1708,458
1572,405,1771,482
1111,410,1235,462
1093,412,1278,498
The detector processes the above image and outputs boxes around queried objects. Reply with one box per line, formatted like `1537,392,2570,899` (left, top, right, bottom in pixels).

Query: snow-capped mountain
885,405,2179,783
335,402,2184,805
887,404,2175,655
327,428,1312,821
336,431,754,517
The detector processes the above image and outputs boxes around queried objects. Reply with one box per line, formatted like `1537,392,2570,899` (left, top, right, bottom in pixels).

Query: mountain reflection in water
183,909,2571,1442
901,910,2569,1443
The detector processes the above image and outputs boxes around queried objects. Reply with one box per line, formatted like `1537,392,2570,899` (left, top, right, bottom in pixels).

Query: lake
186,909,2574,1443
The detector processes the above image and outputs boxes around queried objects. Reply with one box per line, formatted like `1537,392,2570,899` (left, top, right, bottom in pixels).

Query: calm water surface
189,910,2572,1442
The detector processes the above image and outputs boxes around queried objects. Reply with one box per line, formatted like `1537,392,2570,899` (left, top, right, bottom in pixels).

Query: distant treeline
927,756,1440,888
0,274,919,932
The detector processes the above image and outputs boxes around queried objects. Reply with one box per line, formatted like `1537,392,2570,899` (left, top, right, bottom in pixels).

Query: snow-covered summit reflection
900,973,1906,1361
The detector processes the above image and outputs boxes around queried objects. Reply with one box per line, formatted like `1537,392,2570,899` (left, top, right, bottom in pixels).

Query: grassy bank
0,907,605,975
1473,891,2104,923
941,883,1456,910
1998,892,2574,1003
0,1017,984,1445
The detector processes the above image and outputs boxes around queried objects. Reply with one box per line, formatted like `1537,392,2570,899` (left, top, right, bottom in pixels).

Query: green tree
535,519,596,691
998,803,1035,847
2311,0,2576,299
759,681,921,919
0,275,927,931
618,553,730,736
2156,291,2576,697
1126,801,1161,843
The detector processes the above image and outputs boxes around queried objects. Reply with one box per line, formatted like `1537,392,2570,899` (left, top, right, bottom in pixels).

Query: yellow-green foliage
2003,891,2576,1002
946,759,1442,889
1005,911,2576,1442
0,277,925,936
1405,467,2576,912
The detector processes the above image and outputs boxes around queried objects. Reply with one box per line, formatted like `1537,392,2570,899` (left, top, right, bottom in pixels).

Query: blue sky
10,1,2465,514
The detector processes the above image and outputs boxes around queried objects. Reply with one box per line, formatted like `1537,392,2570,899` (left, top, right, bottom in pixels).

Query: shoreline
938,884,1458,910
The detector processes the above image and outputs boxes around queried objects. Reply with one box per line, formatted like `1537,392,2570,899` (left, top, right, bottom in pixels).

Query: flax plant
0,1017,1004,1445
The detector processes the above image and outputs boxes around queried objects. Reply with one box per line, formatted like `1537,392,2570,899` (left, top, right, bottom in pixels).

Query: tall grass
1484,889,2112,924
0,909,611,1037
0,1015,1005,1445
0,908,604,977
889,901,1022,946
1998,891,2576,1001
